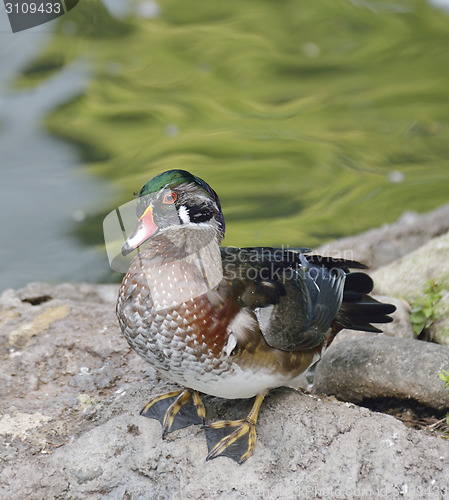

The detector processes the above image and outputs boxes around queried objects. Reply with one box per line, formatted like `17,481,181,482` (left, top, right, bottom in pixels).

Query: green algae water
16,0,449,281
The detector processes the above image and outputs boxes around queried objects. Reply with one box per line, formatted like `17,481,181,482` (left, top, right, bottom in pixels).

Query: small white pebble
399,484,408,495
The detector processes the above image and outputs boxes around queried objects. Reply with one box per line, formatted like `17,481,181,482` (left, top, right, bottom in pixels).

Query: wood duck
116,169,396,463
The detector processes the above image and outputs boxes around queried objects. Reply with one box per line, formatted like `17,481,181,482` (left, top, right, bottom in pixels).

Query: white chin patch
178,205,190,224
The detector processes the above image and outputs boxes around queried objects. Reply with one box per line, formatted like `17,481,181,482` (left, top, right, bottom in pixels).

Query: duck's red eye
163,192,177,204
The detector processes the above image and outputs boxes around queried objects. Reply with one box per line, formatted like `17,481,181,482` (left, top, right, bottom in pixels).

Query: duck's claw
140,389,206,436
205,418,257,464
204,392,266,464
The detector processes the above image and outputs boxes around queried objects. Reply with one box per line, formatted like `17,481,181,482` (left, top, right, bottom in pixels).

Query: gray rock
373,230,449,345
298,296,413,391
1,282,449,499
16,281,119,306
314,336,449,411
316,202,449,270
37,391,449,500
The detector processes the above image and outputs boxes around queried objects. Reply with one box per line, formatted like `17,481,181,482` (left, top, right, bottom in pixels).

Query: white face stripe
178,205,190,224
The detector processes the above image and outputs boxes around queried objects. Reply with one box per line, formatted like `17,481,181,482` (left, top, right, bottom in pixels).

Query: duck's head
121,169,225,256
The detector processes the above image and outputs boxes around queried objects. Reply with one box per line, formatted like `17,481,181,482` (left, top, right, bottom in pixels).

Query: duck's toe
204,391,266,464
205,418,257,464
140,389,206,435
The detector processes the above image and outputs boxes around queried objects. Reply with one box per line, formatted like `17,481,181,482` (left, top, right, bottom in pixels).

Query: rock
316,202,449,270
16,281,118,306
36,390,449,499
298,296,413,391
372,230,449,344
314,336,449,411
1,282,449,499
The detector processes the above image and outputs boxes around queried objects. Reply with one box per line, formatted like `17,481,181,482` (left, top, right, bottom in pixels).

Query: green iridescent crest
139,170,206,197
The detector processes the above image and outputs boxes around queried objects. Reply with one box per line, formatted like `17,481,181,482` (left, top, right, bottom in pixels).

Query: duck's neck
140,223,223,261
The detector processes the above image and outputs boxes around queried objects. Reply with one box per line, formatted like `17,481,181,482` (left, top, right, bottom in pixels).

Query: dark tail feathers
335,272,396,333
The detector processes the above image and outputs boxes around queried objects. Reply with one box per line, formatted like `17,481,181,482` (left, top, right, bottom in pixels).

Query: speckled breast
116,248,237,389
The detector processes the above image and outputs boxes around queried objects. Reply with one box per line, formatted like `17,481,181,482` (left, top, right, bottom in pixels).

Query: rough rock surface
373,231,449,345
1,282,449,499
297,295,413,391
314,336,449,411
316,202,449,270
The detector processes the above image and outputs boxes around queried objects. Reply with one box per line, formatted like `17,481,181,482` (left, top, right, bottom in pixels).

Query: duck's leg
140,389,206,435
205,391,267,464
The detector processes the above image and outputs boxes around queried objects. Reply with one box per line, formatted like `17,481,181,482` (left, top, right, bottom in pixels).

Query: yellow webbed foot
204,392,266,464
140,389,206,436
